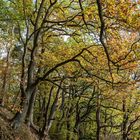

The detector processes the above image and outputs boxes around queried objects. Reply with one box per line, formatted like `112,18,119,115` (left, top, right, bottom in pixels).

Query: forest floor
0,106,39,140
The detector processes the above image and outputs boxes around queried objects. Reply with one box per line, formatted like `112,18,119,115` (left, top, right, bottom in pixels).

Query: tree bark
96,92,101,140
40,85,61,139
122,98,128,140
11,87,34,129
26,87,37,126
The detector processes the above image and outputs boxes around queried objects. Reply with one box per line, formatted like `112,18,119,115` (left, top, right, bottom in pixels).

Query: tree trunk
66,119,70,140
26,88,37,127
39,86,54,139
96,92,100,140
122,98,128,140
103,109,107,139
40,86,60,139
0,70,8,106
11,88,34,129
96,108,100,140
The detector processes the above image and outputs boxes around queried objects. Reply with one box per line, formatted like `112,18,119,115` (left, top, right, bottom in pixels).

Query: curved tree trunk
11,87,34,129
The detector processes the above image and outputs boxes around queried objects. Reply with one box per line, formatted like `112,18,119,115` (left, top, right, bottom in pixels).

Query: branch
33,47,89,86
96,0,114,84
78,0,88,28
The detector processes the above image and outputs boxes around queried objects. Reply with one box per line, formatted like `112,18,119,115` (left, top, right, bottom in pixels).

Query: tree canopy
0,0,140,140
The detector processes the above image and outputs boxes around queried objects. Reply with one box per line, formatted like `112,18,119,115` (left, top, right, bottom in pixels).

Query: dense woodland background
0,0,140,139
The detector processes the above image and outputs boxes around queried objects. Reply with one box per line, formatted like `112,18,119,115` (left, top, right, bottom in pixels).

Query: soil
0,106,38,140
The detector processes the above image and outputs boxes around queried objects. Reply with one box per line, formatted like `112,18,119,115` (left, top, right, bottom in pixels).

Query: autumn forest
0,0,140,140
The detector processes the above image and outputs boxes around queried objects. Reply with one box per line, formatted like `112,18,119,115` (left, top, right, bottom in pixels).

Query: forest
0,0,140,140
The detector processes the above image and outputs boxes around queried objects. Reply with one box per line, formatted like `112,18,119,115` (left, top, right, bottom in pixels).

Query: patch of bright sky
63,35,69,42
0,49,7,58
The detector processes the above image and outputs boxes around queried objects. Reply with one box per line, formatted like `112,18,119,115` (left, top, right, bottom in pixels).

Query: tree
0,0,140,140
